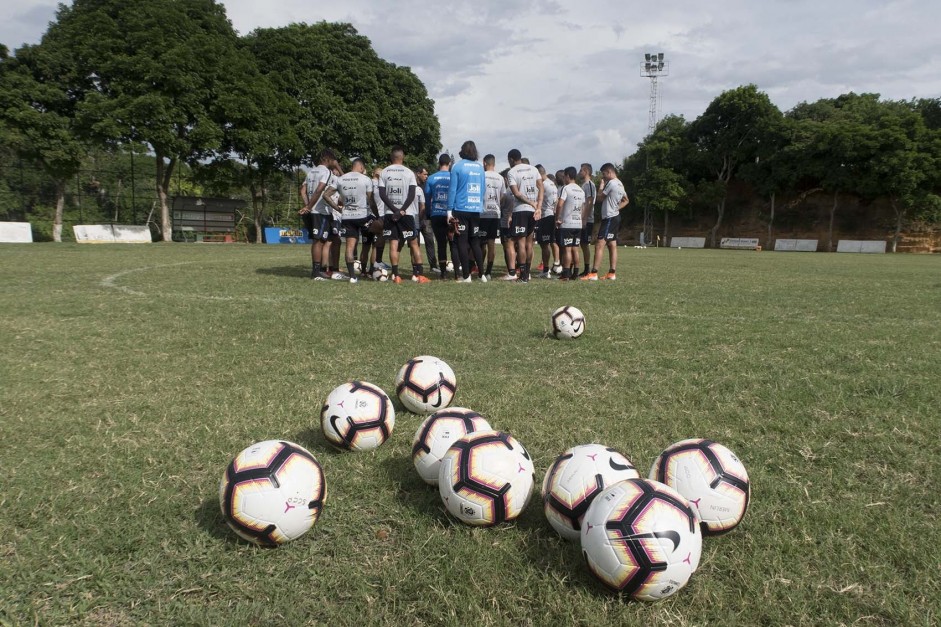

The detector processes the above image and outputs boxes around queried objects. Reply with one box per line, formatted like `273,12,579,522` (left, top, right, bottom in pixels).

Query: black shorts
303,213,332,242
454,211,481,238
500,226,513,241
536,216,556,244
560,228,582,248
511,211,535,238
479,218,500,241
342,217,373,240
581,222,594,244
383,215,418,242
596,216,620,242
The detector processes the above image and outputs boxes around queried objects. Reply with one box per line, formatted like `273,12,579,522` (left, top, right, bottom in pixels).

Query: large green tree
244,23,441,168
41,0,246,241
688,85,783,247
0,43,87,242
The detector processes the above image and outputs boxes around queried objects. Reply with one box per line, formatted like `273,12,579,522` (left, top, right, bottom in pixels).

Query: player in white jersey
327,165,347,279
582,162,629,281
378,146,429,284
555,166,587,281
481,154,504,281
505,148,543,282
299,149,341,280
578,163,597,278
335,157,375,283
535,165,559,278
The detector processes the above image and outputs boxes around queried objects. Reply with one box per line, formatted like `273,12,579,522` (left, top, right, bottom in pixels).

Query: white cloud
4,0,939,171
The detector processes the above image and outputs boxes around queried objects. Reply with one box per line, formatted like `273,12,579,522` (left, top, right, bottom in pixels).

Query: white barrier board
720,237,760,250
837,240,886,254
0,222,33,243
111,225,152,243
670,237,706,248
74,225,151,243
775,239,818,252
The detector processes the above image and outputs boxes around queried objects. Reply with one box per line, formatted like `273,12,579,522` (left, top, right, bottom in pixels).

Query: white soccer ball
412,408,492,485
371,266,389,281
395,355,457,414
438,430,535,526
352,259,362,274
551,263,563,276
581,478,702,601
320,381,395,451
219,440,326,546
649,439,750,535
542,444,640,541
446,260,454,273
551,306,585,339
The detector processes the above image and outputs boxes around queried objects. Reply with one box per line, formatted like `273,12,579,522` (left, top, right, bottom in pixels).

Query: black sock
440,261,447,274
591,267,598,274
486,261,493,276
346,262,355,277
562,267,571,279
508,267,516,276
313,262,322,276
392,264,399,277
414,263,423,276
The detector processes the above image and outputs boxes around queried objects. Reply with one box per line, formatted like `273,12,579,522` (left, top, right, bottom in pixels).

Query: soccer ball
352,259,362,274
551,306,585,339
219,440,326,547
395,355,457,414
412,408,492,485
581,478,702,601
551,263,563,276
649,439,750,535
542,444,640,541
446,260,454,273
320,381,395,451
438,430,535,526
371,266,389,281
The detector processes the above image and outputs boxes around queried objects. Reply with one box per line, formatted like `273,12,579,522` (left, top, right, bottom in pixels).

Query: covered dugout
172,196,244,242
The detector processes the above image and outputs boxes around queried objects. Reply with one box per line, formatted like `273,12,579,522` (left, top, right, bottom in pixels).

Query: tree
42,0,246,241
244,23,441,168
688,85,782,247
0,43,87,242
621,115,692,242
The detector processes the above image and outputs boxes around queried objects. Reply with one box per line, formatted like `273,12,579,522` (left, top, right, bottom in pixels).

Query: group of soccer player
298,142,629,283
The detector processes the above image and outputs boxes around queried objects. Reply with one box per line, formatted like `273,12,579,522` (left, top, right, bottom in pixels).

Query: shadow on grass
293,427,347,457
378,454,451,525
195,496,246,545
256,266,310,279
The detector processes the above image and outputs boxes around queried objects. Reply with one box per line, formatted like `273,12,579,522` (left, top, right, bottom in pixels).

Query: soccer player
327,164,347,279
299,149,341,281
481,154,505,281
370,166,386,272
506,149,543,282
425,153,459,278
555,166,586,281
336,157,374,283
579,163,597,278
535,165,559,278
378,147,429,284
414,166,437,272
448,140,487,283
498,169,514,275
582,163,629,281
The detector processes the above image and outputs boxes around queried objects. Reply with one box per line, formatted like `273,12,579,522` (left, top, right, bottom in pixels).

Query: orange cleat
603,272,617,281
580,272,599,281
391,275,404,284
414,275,431,284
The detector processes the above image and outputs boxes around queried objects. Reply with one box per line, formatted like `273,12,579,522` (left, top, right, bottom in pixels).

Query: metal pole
130,146,136,223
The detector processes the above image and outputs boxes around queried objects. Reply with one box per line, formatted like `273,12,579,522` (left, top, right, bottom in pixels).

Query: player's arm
534,178,544,220
324,183,342,212
555,196,565,226
301,181,326,214
400,185,415,219
447,167,458,219
581,190,593,222
619,193,630,210
418,195,426,221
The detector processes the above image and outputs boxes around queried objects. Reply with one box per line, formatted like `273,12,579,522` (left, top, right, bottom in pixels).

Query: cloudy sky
3,1,939,169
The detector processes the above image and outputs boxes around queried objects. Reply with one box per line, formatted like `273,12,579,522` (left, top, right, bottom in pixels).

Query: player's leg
421,218,437,271
469,216,485,282
404,217,426,281
431,216,449,277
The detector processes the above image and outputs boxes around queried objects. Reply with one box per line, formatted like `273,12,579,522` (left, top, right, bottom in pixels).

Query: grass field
1,243,939,626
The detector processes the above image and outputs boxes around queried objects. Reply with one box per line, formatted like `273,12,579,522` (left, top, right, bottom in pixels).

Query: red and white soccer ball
581,478,702,601
551,306,585,339
542,444,640,541
649,439,750,535
320,381,395,451
412,408,492,485
219,440,326,547
438,430,535,526
395,355,457,414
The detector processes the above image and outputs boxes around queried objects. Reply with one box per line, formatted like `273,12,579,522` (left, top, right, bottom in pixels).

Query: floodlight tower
640,52,669,134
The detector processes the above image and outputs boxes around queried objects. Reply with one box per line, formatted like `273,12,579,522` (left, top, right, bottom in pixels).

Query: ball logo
618,530,681,552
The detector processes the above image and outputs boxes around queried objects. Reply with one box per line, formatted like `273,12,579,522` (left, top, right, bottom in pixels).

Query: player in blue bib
425,154,460,279
448,140,487,282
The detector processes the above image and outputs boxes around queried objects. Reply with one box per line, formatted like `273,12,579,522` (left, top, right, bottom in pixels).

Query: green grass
1,243,939,626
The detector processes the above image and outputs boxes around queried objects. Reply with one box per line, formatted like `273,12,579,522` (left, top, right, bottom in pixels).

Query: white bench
0,222,33,243
720,237,760,250
836,240,886,254
774,239,818,252
670,237,706,248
